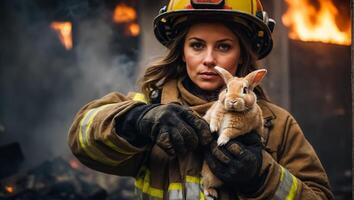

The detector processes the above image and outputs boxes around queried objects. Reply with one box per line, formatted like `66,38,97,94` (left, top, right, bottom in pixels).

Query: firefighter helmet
153,0,275,59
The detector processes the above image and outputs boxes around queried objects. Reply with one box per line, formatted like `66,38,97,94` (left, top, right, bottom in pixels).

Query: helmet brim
153,9,273,59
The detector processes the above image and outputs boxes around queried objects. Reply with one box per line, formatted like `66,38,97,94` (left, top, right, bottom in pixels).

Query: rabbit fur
201,66,267,199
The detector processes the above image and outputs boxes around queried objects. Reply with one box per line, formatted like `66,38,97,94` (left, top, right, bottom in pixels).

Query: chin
197,83,220,91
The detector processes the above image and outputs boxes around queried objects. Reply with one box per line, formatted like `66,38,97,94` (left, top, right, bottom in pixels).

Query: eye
217,43,231,52
243,87,248,94
190,41,205,51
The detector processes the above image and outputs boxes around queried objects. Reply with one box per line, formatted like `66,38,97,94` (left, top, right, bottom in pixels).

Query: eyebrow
187,37,234,43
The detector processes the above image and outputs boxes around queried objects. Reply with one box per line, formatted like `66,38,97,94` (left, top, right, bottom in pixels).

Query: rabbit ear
214,66,233,84
245,69,267,89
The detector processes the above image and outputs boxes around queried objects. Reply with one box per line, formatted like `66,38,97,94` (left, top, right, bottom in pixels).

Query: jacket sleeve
68,92,149,177
243,115,334,200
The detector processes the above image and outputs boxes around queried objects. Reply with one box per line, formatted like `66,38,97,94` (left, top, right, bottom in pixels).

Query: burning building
0,0,351,199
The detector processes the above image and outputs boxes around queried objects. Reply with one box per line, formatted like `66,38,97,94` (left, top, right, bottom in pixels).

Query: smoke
0,1,139,169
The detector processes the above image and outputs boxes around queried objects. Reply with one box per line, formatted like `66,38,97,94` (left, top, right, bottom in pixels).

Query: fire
50,22,73,50
282,0,351,45
113,3,137,23
127,23,140,37
5,186,14,193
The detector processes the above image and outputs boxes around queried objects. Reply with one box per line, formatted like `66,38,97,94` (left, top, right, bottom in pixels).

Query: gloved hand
138,103,213,156
204,131,266,194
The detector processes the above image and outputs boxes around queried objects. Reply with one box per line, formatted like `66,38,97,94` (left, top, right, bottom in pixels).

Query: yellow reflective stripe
200,191,205,200
286,174,298,200
280,165,285,181
78,104,123,166
133,93,148,104
186,175,201,184
103,137,135,156
274,167,298,200
168,183,183,200
185,176,202,200
168,183,183,190
134,168,164,199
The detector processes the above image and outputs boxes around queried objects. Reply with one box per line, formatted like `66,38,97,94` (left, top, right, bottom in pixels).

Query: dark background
0,0,351,199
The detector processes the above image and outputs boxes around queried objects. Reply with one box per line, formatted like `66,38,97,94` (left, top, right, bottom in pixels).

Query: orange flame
113,3,137,23
282,0,351,45
50,22,73,50
5,186,14,193
127,23,140,37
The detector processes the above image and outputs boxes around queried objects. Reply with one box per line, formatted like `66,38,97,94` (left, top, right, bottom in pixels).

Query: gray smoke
0,1,139,169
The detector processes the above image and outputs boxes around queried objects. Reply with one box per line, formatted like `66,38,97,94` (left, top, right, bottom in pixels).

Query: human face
183,23,241,91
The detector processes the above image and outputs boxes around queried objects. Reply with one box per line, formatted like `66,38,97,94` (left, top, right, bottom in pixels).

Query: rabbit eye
243,87,248,94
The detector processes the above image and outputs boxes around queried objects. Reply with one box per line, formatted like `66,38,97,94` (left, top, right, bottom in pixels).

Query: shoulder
258,100,297,125
258,100,302,160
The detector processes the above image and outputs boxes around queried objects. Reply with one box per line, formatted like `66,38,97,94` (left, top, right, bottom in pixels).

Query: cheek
185,55,197,75
244,94,255,107
220,53,240,75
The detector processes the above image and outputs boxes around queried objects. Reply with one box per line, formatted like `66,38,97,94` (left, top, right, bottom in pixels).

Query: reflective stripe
103,137,135,155
135,172,214,200
185,176,202,200
274,167,298,200
133,93,148,104
168,183,183,200
78,104,123,166
135,167,164,199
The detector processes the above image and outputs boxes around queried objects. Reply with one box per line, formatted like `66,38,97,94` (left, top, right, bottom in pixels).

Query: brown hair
139,21,269,101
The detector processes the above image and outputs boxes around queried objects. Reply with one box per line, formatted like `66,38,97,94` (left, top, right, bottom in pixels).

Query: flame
5,186,14,193
50,22,73,50
282,0,351,45
127,23,140,37
113,3,137,23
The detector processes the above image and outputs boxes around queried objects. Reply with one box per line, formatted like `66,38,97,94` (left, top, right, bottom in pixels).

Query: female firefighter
68,0,334,199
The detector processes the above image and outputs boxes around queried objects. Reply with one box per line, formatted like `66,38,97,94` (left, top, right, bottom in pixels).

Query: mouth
198,71,219,79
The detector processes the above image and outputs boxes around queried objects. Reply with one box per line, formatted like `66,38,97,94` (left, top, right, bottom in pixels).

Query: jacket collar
161,78,276,120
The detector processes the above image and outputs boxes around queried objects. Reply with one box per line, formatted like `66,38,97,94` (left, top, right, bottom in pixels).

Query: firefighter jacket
68,78,334,200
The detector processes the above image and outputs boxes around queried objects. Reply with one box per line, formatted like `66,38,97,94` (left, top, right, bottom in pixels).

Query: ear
245,69,267,88
214,66,233,84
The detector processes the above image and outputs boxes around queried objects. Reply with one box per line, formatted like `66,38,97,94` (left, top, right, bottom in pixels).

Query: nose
203,48,216,67
230,100,237,105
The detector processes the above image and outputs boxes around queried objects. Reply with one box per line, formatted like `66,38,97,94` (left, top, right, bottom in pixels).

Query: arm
241,115,334,199
204,115,334,199
69,92,213,177
68,92,148,177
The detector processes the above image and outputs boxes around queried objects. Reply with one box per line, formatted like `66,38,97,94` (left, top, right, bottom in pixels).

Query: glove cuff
115,104,159,147
237,167,268,195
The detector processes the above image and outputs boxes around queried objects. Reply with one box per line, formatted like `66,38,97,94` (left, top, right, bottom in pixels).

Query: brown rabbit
201,66,267,198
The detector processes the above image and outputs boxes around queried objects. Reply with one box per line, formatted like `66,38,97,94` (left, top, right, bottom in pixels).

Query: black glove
204,131,267,194
116,103,212,156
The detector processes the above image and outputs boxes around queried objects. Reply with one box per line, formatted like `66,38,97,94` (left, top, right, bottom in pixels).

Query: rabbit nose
230,100,237,104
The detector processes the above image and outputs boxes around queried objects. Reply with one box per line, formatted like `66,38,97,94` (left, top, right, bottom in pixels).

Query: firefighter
68,0,334,199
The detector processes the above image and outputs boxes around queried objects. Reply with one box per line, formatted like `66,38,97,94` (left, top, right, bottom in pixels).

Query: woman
68,0,334,199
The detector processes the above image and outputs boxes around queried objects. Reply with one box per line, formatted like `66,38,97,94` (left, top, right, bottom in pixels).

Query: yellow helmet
153,0,275,59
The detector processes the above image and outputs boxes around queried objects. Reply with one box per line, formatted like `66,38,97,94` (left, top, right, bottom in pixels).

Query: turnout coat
68,79,334,200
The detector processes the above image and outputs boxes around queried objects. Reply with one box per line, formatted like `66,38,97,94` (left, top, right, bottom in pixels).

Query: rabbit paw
209,121,219,133
217,134,230,146
204,188,218,199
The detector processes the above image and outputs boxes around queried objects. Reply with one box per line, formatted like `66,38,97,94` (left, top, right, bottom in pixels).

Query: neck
182,76,221,101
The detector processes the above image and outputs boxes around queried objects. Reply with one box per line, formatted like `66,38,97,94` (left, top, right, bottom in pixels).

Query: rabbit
201,66,267,199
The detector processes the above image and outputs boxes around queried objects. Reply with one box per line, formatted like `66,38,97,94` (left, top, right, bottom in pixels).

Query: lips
198,71,219,80
199,71,218,76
